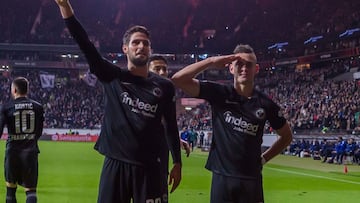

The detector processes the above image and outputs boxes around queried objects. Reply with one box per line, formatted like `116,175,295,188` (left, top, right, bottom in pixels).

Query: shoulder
254,89,278,106
200,80,231,93
28,99,44,110
149,73,175,89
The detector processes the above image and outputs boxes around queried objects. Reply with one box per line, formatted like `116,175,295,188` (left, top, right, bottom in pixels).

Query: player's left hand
168,162,182,193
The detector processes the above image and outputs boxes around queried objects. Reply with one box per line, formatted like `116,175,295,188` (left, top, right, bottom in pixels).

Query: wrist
261,155,267,165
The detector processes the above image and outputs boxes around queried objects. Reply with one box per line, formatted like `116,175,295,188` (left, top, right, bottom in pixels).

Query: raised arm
171,54,239,97
54,0,119,81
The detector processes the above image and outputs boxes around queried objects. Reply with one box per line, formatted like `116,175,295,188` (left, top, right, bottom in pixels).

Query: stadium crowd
1,0,360,145
0,58,359,135
1,0,360,57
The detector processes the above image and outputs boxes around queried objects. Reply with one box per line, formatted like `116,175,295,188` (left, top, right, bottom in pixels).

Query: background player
0,77,45,203
148,54,191,157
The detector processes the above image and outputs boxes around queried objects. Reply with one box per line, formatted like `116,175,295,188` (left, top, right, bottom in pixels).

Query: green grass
0,141,360,202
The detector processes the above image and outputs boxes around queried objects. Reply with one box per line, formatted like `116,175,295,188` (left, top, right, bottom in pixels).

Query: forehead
235,52,257,63
129,32,150,42
149,60,167,68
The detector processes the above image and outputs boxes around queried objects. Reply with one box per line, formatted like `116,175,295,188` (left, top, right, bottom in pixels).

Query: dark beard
131,57,148,67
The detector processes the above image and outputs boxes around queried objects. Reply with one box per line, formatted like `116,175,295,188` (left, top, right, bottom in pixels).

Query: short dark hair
148,55,167,65
12,77,29,95
122,25,150,45
233,44,255,54
233,44,257,62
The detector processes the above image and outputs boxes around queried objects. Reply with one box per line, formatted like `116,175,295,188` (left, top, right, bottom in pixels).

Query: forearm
262,123,292,162
171,58,213,97
173,58,212,81
168,132,182,164
60,4,73,18
164,102,182,164
56,0,74,19
64,16,119,81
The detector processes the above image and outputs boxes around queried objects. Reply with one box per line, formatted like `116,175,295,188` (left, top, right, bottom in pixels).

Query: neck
234,82,253,98
128,63,148,78
14,94,26,99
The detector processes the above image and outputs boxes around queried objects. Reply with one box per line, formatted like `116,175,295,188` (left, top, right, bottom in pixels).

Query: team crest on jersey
255,108,265,119
153,87,162,97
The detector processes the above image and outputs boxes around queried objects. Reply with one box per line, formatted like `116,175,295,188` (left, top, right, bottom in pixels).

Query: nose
138,42,145,48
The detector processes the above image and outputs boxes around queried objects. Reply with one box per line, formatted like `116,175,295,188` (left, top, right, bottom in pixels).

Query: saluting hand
208,54,243,69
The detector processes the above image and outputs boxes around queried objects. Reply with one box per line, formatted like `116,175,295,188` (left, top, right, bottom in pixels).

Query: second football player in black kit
172,44,293,203
0,77,45,203
55,1,182,203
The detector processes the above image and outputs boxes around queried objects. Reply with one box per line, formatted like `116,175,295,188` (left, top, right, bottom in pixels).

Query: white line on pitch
266,167,360,185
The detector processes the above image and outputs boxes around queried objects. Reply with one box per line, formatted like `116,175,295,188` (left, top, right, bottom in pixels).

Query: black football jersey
0,97,44,153
65,16,181,166
199,81,286,178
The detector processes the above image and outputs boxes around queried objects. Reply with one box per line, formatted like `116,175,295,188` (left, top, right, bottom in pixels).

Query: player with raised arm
172,44,293,203
55,1,182,203
148,55,191,157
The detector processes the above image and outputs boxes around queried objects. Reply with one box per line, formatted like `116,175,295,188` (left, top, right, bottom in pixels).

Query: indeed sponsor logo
224,111,259,136
121,92,158,113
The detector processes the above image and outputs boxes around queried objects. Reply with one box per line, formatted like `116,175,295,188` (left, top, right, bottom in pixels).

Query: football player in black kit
0,77,45,203
172,44,293,203
148,55,191,158
55,1,182,203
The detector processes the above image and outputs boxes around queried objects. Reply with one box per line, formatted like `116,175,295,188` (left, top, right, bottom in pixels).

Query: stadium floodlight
304,35,323,44
339,28,360,38
267,42,288,50
198,54,208,60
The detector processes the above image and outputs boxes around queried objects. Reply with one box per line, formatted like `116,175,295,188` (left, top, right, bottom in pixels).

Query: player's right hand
209,54,242,69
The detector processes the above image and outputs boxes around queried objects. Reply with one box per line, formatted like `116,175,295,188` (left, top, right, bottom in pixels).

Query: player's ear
122,44,128,54
255,64,260,74
229,63,235,74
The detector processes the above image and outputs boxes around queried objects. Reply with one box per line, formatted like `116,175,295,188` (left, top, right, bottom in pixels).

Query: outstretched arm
171,54,240,97
54,0,119,81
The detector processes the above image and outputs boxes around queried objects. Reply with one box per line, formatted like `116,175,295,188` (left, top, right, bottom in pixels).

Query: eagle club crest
255,108,265,119
153,87,162,97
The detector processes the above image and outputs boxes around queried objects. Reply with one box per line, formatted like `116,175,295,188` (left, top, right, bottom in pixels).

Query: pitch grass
0,141,360,202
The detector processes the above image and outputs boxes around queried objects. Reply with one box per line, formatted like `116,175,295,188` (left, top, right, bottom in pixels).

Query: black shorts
97,157,168,203
4,151,38,188
210,173,264,203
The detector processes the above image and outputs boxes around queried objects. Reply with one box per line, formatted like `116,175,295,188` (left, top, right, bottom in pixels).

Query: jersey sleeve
162,82,181,164
36,103,45,140
198,81,227,103
266,100,287,130
64,16,120,82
